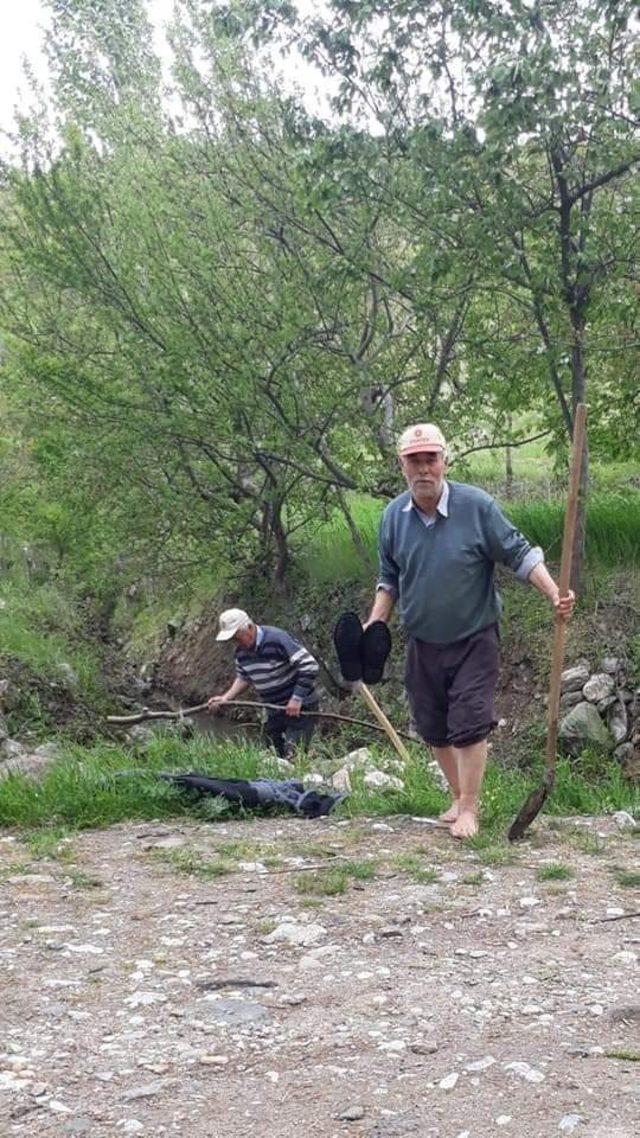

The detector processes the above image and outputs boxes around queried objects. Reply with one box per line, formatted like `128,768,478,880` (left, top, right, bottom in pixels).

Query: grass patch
461,871,485,886
300,490,640,587
294,869,349,896
536,863,575,882
293,859,376,896
21,826,74,861
393,853,440,883
0,732,637,839
67,870,103,889
612,869,640,889
605,1050,640,1062
154,847,233,880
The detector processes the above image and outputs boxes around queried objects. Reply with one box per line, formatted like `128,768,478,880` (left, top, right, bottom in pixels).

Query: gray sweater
378,482,543,644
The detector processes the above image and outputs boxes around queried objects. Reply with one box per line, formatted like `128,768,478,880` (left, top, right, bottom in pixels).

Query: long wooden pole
106,699,417,744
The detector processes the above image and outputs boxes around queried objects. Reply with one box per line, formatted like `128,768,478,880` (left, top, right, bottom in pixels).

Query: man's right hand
207,695,228,715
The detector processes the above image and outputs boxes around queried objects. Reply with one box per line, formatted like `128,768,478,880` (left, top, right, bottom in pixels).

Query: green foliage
1,733,635,833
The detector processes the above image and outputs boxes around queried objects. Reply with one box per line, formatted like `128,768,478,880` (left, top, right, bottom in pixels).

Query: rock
561,665,590,693
464,1056,496,1073
612,811,637,833
583,673,615,703
364,769,404,791
339,1105,366,1122
410,1041,438,1055
56,662,79,691
504,1061,545,1083
601,656,620,674
199,999,269,1026
438,1072,459,1090
331,767,352,793
265,921,326,947
560,691,584,711
272,757,295,773
614,742,634,766
559,702,612,755
597,695,617,714
559,1115,584,1133
0,713,8,741
0,738,25,762
33,741,62,762
305,772,325,786
122,1078,178,1101
608,700,629,744
611,951,637,966
343,747,374,770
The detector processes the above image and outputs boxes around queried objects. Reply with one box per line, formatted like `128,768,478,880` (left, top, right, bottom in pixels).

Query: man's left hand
285,697,302,718
554,589,576,619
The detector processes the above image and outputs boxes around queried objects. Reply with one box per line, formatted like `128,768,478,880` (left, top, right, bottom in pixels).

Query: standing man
208,609,320,760
366,424,575,838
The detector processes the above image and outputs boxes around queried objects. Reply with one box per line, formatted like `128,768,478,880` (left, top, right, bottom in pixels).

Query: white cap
397,423,447,456
216,608,251,641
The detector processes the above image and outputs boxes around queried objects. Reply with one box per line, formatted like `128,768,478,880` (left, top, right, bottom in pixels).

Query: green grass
0,732,637,835
612,868,640,889
536,863,575,882
154,847,233,879
300,489,640,586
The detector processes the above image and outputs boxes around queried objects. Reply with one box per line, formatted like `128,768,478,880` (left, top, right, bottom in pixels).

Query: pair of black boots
333,612,392,685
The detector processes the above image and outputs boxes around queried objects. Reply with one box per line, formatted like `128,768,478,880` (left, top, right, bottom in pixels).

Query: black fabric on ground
361,621,392,684
156,772,346,817
333,611,364,682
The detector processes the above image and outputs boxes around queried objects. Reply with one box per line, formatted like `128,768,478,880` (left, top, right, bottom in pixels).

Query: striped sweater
235,626,319,707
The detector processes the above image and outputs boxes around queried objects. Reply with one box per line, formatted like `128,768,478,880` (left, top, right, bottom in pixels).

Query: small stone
614,742,634,766
378,1040,407,1053
439,1072,459,1090
410,1041,438,1055
331,767,352,793
504,1061,545,1084
559,1115,584,1133
339,1105,366,1122
612,811,636,833
122,1078,178,1101
363,769,404,791
265,922,326,947
601,656,620,674
118,1124,144,1135
612,951,637,966
496,1118,512,1127
380,926,403,938
465,1056,496,1073
199,1055,229,1066
608,701,629,744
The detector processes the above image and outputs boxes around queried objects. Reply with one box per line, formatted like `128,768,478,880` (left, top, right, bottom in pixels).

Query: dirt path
1,813,639,1137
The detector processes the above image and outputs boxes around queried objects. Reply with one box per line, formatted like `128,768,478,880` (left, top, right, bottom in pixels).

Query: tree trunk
505,414,514,499
335,486,375,571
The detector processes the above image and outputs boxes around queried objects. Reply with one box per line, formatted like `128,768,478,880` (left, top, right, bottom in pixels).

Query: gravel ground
1,812,639,1138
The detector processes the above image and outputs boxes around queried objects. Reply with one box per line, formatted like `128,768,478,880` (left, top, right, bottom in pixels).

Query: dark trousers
264,702,318,759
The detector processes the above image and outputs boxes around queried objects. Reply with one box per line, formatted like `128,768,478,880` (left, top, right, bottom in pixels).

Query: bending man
208,608,320,760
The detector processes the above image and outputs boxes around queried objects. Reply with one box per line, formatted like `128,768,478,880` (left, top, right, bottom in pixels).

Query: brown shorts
405,623,499,748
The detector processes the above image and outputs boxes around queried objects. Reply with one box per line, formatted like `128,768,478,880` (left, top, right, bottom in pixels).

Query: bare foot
439,801,460,824
450,809,478,839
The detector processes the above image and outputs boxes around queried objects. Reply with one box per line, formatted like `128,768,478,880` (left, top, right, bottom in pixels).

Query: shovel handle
357,682,413,765
546,403,587,776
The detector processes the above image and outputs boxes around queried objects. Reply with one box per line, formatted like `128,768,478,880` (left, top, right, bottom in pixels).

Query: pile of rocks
558,656,639,776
